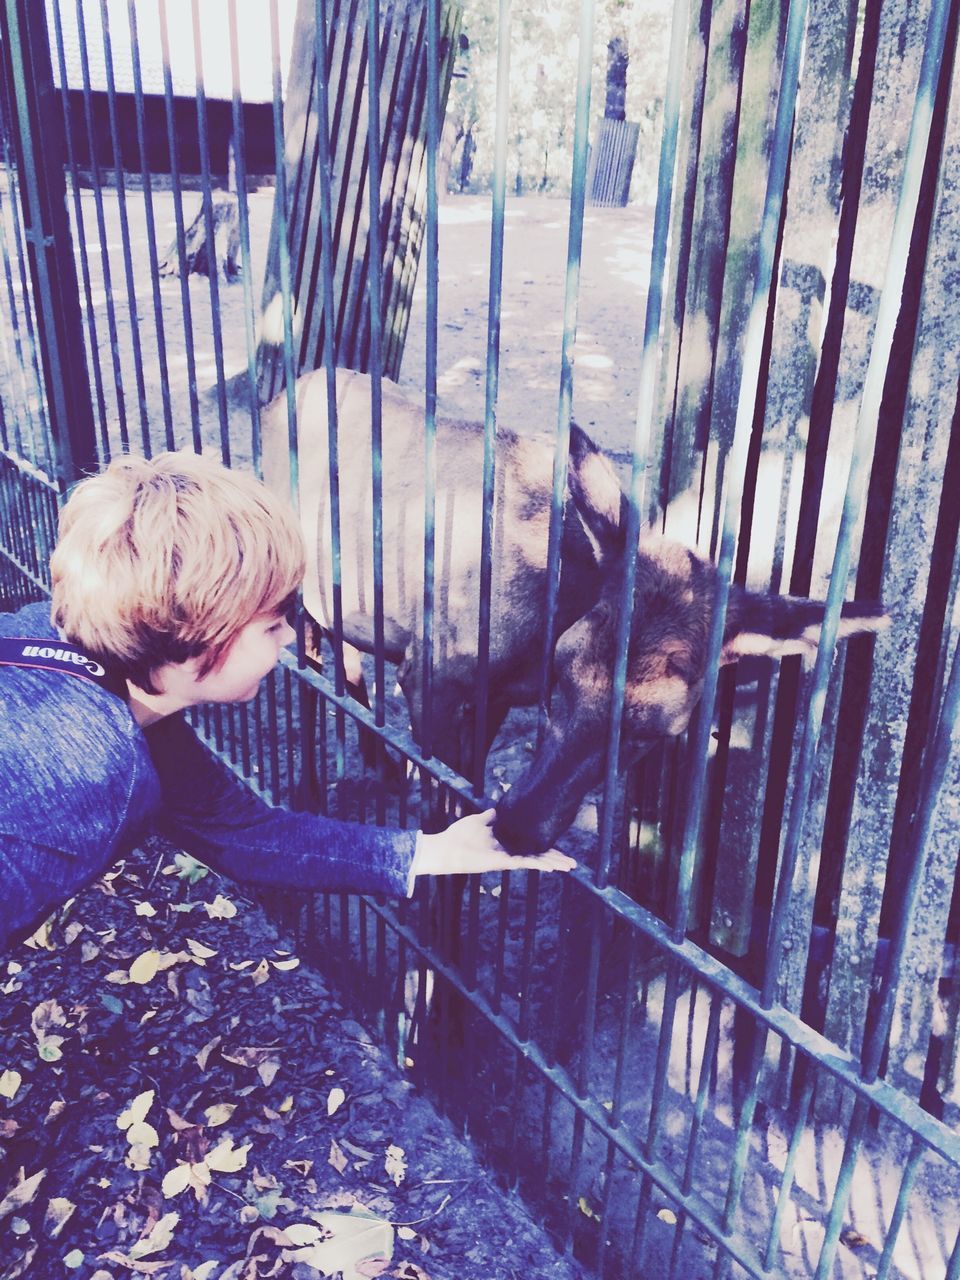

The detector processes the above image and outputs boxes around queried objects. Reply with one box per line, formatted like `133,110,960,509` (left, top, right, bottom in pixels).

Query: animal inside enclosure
1,1,959,1278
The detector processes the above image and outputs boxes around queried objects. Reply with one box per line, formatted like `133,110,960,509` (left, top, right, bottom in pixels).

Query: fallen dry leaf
384,1145,407,1188
128,950,163,985
0,1069,22,1100
204,894,237,920
203,1103,236,1128
0,1168,46,1221
44,1196,76,1239
117,1090,155,1132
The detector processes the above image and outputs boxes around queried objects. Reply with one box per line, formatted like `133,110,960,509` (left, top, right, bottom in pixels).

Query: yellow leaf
397,1226,417,1241
278,1096,294,1114
203,1103,236,1128
195,1037,221,1071
186,939,218,959
249,959,270,986
30,1000,66,1036
204,895,237,920
283,1223,323,1246
327,1087,346,1117
37,1038,64,1063
657,1208,677,1225
0,1071,21,1100
0,1169,46,1220
205,1138,250,1174
125,1143,155,1172
128,950,162,985
135,902,157,917
384,1144,407,1187
117,1090,155,1131
24,919,55,950
44,1196,76,1239
161,1163,192,1199
257,1060,280,1087
271,957,300,971
129,1210,180,1260
578,1196,600,1221
125,1121,159,1149
328,1139,348,1175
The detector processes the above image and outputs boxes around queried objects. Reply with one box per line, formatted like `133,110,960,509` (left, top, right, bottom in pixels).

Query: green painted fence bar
227,0,261,470
98,0,150,455
126,0,174,451
158,0,201,451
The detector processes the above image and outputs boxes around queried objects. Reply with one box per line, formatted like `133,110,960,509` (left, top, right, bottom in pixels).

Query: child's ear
720,586,890,666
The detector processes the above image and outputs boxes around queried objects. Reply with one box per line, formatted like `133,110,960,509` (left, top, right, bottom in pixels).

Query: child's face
158,610,296,706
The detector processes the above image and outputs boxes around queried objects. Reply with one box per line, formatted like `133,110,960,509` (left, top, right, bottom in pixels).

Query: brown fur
262,370,887,852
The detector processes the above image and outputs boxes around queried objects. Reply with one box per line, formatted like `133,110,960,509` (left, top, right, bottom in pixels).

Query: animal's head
494,438,888,854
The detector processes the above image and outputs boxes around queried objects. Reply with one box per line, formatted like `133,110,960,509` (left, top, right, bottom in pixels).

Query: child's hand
414,809,576,878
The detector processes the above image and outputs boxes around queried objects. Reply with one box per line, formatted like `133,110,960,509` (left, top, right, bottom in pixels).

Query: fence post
0,0,95,487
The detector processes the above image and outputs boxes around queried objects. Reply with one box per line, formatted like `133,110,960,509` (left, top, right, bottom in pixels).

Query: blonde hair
50,451,305,693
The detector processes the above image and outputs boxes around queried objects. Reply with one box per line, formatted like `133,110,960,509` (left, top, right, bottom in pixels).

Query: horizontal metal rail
218,655,960,1172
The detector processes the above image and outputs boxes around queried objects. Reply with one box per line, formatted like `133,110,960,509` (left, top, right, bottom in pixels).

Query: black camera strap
0,637,128,701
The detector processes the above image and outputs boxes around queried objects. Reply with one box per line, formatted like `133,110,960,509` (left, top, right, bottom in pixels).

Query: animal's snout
493,805,555,857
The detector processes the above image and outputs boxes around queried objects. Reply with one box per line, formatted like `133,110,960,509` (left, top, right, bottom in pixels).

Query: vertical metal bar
157,0,200,451
595,0,690,890
366,0,388,825
597,936,638,1278
2,0,96,485
48,0,107,464
0,37,51,467
472,0,512,790
946,1225,960,1280
0,170,39,460
762,1060,814,1268
873,1137,925,1280
97,0,151,456
266,672,281,804
269,0,299,504
190,0,230,463
227,0,262,473
420,0,440,760
127,0,175,452
313,0,348,782
491,871,511,1014
536,0,595,729
72,0,129,454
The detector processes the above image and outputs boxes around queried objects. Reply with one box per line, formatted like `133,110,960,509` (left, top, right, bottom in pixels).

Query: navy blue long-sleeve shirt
0,602,417,950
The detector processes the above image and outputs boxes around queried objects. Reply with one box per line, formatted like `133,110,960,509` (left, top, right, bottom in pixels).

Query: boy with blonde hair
0,451,572,952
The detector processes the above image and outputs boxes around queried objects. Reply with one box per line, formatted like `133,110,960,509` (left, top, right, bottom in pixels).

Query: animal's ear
567,423,629,560
720,587,890,666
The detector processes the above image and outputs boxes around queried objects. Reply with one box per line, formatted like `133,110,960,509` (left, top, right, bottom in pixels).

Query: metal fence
1,0,959,1277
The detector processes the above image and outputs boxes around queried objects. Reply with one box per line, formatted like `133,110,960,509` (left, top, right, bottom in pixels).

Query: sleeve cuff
405,831,423,897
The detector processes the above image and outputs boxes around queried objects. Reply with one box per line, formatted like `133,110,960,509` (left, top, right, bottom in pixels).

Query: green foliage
447,0,673,198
